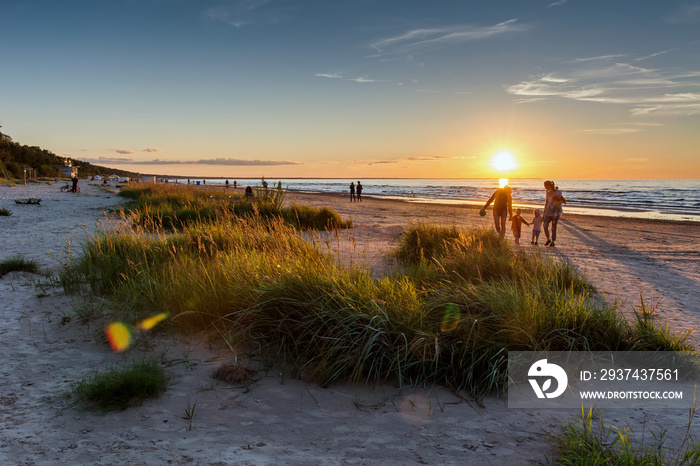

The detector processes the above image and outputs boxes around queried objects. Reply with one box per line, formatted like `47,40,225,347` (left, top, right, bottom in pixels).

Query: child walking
510,208,529,245
531,208,543,245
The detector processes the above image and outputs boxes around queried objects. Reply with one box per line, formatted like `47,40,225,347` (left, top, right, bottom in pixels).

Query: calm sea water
172,178,700,223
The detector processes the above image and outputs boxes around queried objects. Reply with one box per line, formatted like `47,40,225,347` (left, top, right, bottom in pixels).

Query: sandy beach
1,182,699,465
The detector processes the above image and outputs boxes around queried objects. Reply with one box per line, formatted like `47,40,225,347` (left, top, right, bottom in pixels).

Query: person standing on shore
350,182,356,202
543,180,566,247
225,179,229,190
510,208,529,245
356,181,363,202
481,185,512,240
531,209,543,245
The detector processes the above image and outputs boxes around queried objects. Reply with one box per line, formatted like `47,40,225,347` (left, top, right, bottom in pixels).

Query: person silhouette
356,181,363,202
349,182,356,202
480,185,512,240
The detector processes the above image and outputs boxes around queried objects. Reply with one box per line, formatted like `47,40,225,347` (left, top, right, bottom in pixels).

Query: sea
167,178,700,223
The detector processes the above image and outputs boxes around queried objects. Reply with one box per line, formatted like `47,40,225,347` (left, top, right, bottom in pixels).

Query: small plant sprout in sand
184,397,197,431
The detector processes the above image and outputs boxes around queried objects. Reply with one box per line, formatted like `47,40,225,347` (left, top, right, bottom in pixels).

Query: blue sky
1,0,699,178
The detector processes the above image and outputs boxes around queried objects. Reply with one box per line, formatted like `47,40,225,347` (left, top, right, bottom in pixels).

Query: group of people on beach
481,180,566,247
349,181,363,202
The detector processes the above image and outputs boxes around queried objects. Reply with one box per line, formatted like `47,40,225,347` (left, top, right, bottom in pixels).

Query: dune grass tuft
74,358,167,411
118,182,351,230
550,405,700,465
0,207,11,216
0,254,39,277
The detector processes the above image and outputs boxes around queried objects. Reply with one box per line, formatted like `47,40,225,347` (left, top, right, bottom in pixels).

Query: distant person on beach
481,185,512,240
356,181,363,202
245,186,254,200
71,175,79,193
233,180,237,188
543,180,566,247
225,179,229,190
531,209,543,245
510,208,529,245
349,182,356,202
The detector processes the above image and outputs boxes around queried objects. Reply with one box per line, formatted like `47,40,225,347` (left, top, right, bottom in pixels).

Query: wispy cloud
204,0,293,28
144,148,161,153
87,157,301,166
91,157,134,164
507,54,700,117
115,149,136,155
369,19,528,55
349,76,378,83
314,73,342,79
578,128,642,135
663,4,700,23
548,0,568,7
368,155,474,165
315,72,381,83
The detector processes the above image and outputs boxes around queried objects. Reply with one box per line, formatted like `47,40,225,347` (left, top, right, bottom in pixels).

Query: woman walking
543,180,566,247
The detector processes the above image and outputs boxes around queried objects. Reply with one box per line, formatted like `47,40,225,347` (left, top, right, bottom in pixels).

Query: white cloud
507,54,700,117
579,128,642,135
144,147,161,153
370,19,528,55
664,5,700,23
315,73,342,79
548,0,568,7
350,76,377,83
204,0,292,28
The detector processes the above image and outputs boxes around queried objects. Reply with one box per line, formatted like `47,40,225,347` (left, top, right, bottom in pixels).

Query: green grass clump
394,222,591,291
282,204,353,229
75,358,167,411
0,207,11,216
0,255,38,277
550,406,700,465
118,182,351,230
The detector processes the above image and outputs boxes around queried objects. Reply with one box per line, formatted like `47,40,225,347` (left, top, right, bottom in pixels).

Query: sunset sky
1,1,699,179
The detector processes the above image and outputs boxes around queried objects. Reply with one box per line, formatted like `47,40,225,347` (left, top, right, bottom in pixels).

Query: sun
492,151,517,171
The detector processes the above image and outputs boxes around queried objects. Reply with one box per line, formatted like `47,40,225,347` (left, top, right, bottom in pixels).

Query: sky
1,0,699,179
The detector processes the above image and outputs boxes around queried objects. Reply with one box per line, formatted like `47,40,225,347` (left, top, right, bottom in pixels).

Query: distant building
59,160,78,178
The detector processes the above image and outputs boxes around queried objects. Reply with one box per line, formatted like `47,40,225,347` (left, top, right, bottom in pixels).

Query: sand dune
1,182,698,464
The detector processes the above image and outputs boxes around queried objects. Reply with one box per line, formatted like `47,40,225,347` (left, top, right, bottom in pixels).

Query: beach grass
550,405,700,465
0,254,39,277
60,189,694,402
0,207,11,216
74,358,167,411
118,182,352,230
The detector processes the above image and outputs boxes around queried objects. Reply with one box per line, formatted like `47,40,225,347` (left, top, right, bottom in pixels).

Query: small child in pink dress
531,209,543,245
510,208,530,245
